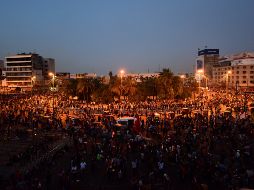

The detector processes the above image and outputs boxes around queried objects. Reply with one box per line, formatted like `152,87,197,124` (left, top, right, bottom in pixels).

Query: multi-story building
0,60,4,86
0,60,4,70
4,53,55,90
56,72,70,80
212,59,231,85
196,49,220,79
43,58,55,79
70,74,77,79
70,73,97,79
212,52,254,90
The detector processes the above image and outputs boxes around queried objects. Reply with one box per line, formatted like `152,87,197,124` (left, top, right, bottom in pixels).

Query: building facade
212,52,254,89
4,53,55,90
70,73,97,79
56,72,70,80
119,73,160,82
196,49,220,79
43,58,55,79
0,60,4,86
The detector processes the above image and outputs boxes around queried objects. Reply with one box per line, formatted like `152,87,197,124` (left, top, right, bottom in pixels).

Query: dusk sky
0,0,254,75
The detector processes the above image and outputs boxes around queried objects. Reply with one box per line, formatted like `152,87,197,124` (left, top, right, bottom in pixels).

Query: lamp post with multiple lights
196,70,203,95
196,69,209,96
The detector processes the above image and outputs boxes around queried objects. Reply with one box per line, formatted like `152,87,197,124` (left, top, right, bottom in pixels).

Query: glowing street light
31,76,36,86
196,70,204,95
49,72,57,92
197,69,203,74
180,75,185,87
120,70,125,100
48,72,58,124
226,70,231,97
196,69,209,89
180,75,185,79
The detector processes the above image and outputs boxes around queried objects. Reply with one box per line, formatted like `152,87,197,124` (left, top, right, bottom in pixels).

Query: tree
76,78,97,101
182,76,198,99
137,76,158,101
109,74,121,99
122,76,137,101
93,83,114,103
172,76,183,99
157,68,174,99
61,79,77,97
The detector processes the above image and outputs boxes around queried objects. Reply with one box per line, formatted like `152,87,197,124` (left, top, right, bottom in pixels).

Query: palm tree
183,76,199,99
172,76,183,99
108,74,121,99
137,76,158,101
76,78,96,101
94,84,114,103
157,68,174,99
62,79,77,97
122,76,137,100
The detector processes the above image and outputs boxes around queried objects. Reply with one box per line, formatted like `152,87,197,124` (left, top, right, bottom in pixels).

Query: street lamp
49,73,58,126
31,76,36,84
120,70,125,100
226,70,231,97
180,74,186,89
180,75,185,80
49,72,57,91
197,70,203,95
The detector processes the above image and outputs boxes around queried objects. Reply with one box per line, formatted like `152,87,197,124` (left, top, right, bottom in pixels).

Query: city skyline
1,0,254,75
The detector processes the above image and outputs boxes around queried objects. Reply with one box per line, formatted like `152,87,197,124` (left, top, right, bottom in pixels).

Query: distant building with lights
70,73,97,79
0,60,4,86
3,53,55,90
119,73,160,82
212,52,254,89
43,58,55,80
196,48,220,79
56,72,70,80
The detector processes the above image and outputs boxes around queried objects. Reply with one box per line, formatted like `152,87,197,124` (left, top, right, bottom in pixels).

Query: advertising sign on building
196,55,204,71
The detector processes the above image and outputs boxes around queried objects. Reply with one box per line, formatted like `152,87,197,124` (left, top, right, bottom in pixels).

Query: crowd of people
0,91,254,189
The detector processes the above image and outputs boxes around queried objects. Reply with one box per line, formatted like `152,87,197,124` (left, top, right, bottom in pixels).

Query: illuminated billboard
196,55,204,71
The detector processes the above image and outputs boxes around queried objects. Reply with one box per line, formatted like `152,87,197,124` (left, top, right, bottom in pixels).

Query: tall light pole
180,75,185,84
49,72,57,126
120,70,124,100
197,69,203,96
226,70,231,98
49,73,56,89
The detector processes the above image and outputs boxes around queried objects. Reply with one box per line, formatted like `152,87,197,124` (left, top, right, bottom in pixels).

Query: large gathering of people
0,90,254,189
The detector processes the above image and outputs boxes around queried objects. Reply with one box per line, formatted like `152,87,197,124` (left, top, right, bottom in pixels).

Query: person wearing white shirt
80,161,87,170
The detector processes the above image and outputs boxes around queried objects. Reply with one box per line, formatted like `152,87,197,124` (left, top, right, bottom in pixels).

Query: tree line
61,69,198,103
